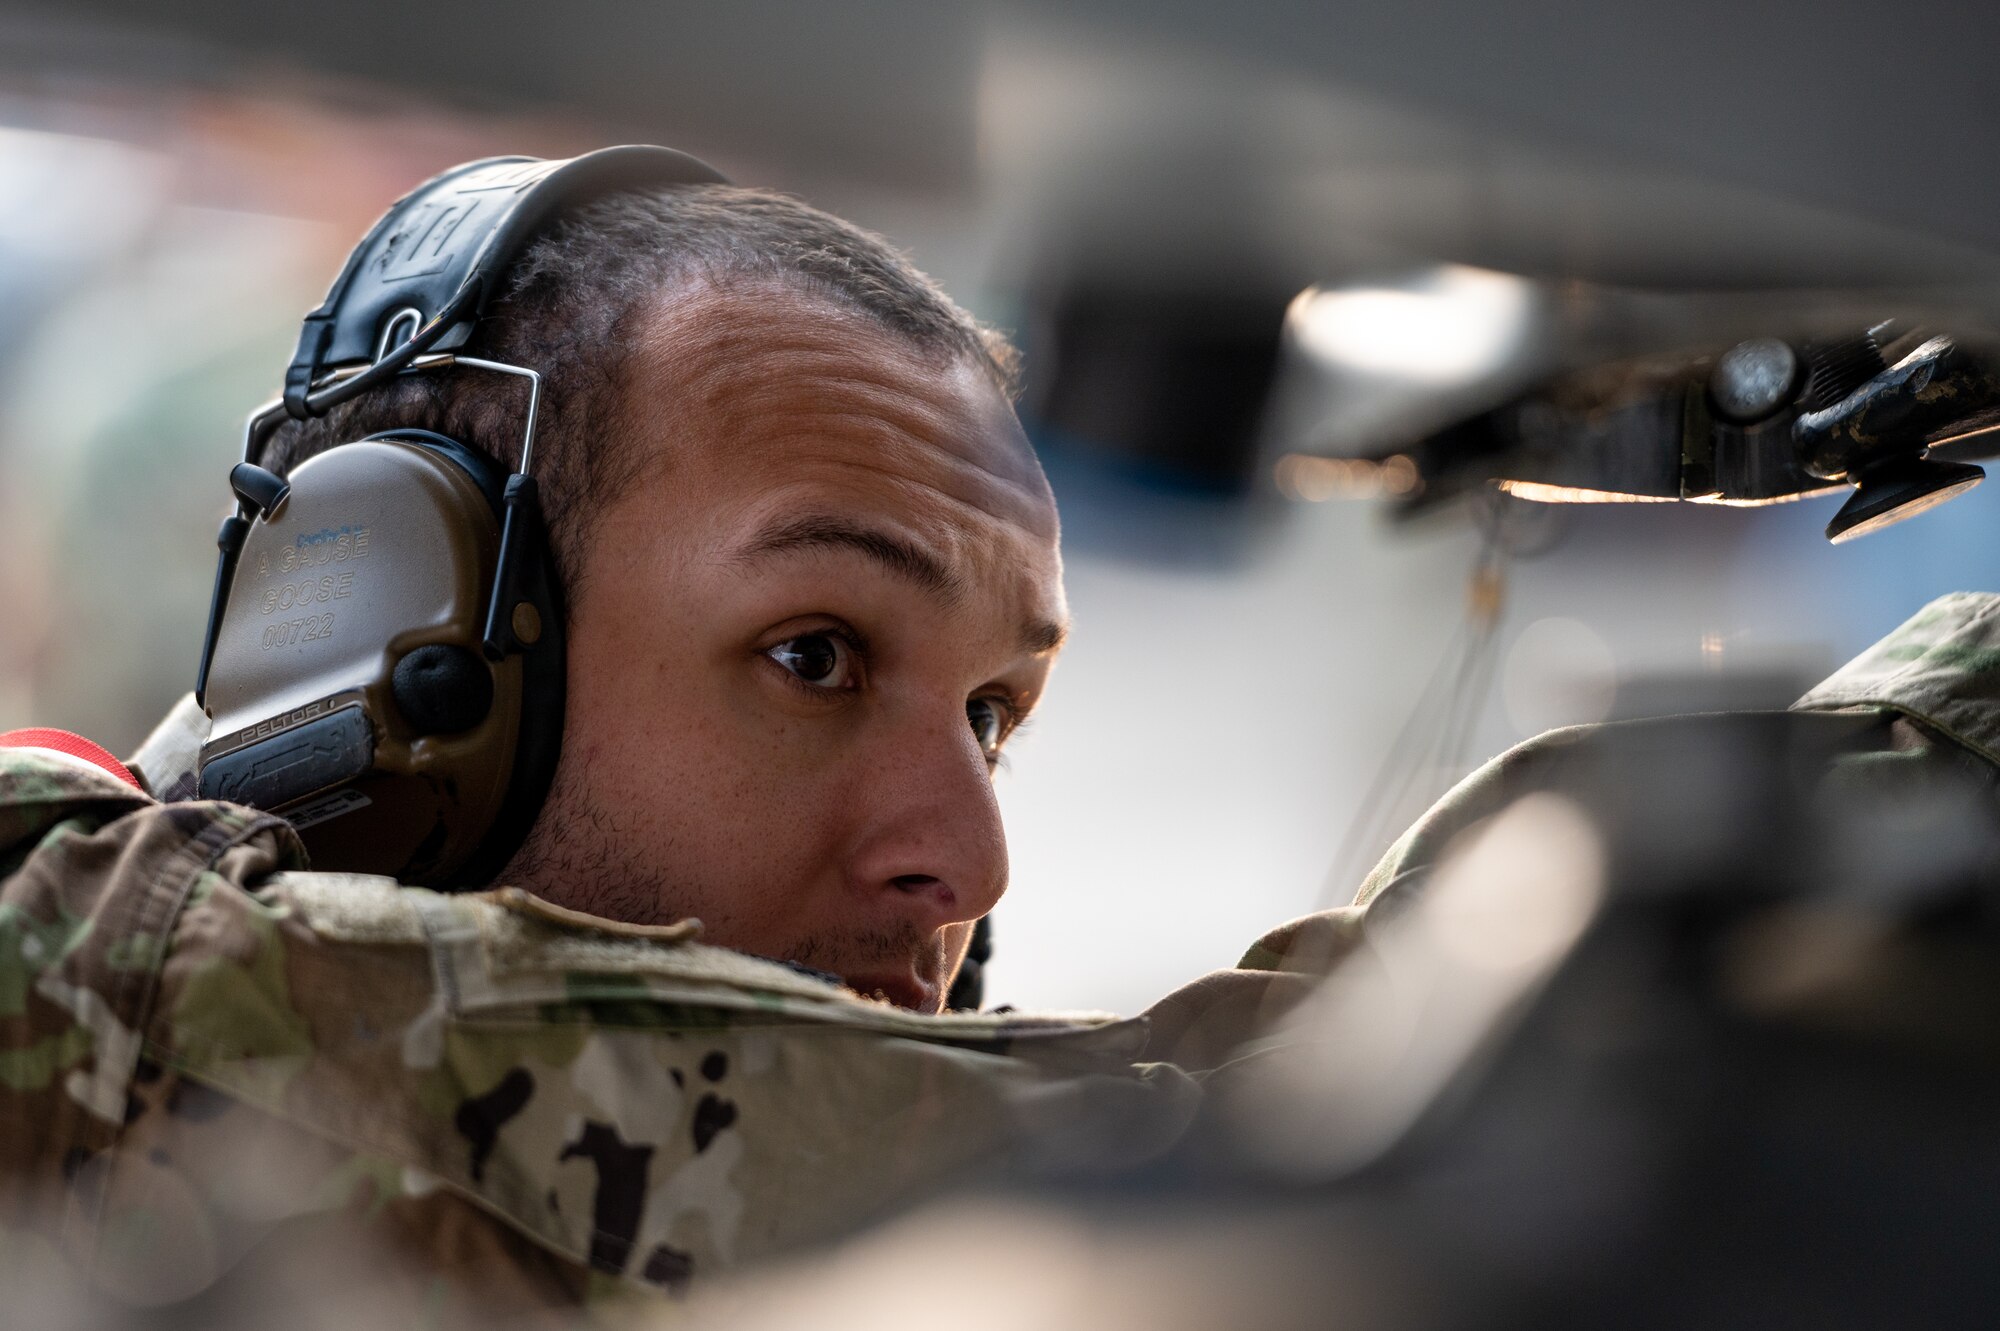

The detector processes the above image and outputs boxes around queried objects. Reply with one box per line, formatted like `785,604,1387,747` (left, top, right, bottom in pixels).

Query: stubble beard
497,758,956,1009
496,756,693,927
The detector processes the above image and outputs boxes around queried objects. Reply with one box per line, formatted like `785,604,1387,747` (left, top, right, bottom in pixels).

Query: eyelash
763,622,870,697
761,623,1034,767
985,709,1031,772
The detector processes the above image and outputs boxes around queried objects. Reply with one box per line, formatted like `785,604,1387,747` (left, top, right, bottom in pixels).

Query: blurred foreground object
679,592,2000,1330
1272,270,2000,542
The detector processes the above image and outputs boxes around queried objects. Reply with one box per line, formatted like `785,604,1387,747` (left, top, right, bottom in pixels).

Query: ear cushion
361,429,567,889
362,429,505,509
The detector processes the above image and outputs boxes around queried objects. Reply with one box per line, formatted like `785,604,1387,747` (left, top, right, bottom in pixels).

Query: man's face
505,282,1066,1013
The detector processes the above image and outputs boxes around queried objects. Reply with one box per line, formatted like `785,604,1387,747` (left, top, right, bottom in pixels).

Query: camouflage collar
1794,592,2000,767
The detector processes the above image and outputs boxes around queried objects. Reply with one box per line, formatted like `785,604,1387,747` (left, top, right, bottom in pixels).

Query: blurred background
3,0,2000,1014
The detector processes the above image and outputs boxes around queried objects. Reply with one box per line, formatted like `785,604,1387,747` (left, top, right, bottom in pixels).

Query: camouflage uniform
7,592,1998,1322
0,742,1215,1323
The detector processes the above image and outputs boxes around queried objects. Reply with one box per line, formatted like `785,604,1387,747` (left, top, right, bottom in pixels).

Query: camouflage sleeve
1355,593,2000,912
1342,711,1890,912
1122,733,1601,1074
1794,591,2000,767
1145,596,2000,1115
0,748,1198,1320
0,749,304,1285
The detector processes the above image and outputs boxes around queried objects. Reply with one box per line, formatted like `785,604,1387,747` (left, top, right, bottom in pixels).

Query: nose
845,707,1008,927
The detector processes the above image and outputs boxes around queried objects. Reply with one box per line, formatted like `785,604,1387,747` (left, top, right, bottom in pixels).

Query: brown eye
967,697,1010,759
767,633,856,688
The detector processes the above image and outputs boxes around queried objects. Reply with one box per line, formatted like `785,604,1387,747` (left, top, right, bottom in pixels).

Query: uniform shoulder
0,746,151,832
1796,591,2000,767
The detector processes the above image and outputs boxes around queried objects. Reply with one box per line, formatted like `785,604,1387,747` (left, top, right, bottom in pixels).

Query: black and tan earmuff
193,146,727,887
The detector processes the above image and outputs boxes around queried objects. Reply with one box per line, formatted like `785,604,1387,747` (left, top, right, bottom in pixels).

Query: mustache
786,920,946,983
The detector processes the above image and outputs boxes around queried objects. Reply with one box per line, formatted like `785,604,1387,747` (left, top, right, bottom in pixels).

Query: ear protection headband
193,146,728,887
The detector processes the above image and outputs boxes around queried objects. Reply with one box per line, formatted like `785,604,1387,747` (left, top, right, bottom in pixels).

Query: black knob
946,916,994,1011
1826,456,1984,544
945,957,983,1012
229,463,291,519
965,914,993,964
391,644,494,735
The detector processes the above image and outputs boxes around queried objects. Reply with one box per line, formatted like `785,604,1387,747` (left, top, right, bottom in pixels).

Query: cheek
942,918,977,968
558,622,860,892
564,646,779,821
568,584,825,775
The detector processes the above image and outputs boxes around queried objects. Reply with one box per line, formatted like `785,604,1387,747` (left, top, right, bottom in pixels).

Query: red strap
0,728,143,791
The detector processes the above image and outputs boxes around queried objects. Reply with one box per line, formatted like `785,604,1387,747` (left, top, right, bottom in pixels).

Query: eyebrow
1020,617,1068,655
734,514,966,601
733,512,1069,655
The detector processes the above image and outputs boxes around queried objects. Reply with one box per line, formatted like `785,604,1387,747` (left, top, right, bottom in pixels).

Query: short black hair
262,184,1020,590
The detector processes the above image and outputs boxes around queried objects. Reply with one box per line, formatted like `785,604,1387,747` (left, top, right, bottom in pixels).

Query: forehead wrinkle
770,449,1058,548
753,406,1052,511
637,279,1052,499
712,372,1044,484
634,279,1064,616
667,309,957,429
669,312,1043,464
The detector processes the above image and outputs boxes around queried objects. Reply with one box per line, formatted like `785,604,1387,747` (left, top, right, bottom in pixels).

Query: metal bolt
1710,337,1799,423
511,601,543,646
